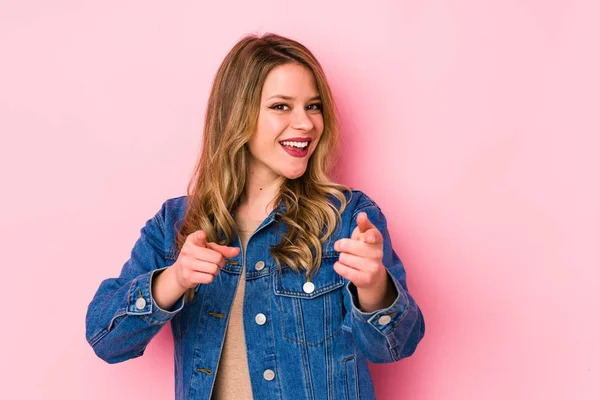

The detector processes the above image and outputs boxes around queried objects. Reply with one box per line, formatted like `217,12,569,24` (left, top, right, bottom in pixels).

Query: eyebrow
266,94,321,101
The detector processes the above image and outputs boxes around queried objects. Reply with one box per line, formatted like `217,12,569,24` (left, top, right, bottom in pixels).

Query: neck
237,164,285,219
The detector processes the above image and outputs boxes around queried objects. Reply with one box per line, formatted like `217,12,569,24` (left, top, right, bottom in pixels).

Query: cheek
251,124,277,152
259,113,287,136
313,114,324,133
313,118,325,143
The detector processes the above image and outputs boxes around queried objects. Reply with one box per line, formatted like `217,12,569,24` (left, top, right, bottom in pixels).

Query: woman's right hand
172,230,241,289
152,230,240,310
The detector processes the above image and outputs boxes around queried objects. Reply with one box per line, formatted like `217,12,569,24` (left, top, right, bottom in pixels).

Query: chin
282,168,308,180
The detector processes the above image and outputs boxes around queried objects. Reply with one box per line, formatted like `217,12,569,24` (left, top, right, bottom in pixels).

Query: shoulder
325,188,386,235
338,189,382,217
153,195,188,229
333,189,392,235
142,195,188,254
160,195,188,214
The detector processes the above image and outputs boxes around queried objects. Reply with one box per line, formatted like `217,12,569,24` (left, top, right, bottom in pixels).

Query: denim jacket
85,190,425,399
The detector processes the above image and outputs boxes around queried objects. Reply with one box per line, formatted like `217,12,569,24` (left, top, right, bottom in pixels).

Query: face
246,63,324,181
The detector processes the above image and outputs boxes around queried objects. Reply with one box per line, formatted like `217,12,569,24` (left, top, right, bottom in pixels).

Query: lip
279,137,313,158
279,137,312,143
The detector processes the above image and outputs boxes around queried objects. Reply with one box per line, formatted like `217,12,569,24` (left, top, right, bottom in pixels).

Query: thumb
191,230,207,247
206,242,241,258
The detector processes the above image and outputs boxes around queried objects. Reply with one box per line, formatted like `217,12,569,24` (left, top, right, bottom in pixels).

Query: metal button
135,297,147,310
263,369,275,381
302,281,315,294
378,315,392,325
255,313,267,325
255,261,265,271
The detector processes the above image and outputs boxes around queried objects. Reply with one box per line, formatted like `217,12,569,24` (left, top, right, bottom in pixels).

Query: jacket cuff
126,267,185,324
346,270,410,335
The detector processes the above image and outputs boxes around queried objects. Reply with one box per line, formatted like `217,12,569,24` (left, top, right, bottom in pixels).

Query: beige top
211,217,262,400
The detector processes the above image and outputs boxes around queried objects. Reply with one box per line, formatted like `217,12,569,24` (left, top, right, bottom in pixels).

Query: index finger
356,212,377,233
206,242,241,259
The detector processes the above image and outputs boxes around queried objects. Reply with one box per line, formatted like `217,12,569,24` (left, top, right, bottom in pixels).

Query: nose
290,108,314,132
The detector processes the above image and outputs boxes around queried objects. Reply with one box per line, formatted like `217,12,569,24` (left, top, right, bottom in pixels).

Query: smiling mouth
279,138,312,157
279,139,311,151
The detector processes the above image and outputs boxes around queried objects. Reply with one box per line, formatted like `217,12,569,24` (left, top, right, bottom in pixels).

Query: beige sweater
211,218,262,400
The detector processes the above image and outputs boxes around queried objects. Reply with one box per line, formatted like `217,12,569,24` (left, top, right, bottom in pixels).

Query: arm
341,204,425,363
85,204,185,364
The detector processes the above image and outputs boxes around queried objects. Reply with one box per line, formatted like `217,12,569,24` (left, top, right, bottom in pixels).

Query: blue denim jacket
85,190,425,399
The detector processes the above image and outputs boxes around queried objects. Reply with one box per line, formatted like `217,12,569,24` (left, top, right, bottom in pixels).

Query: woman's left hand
333,212,397,312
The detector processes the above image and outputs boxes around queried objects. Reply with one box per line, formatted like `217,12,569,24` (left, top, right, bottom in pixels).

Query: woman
86,33,425,400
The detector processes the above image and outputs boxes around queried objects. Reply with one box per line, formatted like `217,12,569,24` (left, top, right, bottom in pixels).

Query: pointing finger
357,212,376,234
206,242,241,259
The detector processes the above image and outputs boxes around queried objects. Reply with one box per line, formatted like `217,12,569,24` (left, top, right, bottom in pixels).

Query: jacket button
302,282,315,294
135,297,147,310
255,261,265,271
263,369,275,381
378,315,391,325
255,313,267,325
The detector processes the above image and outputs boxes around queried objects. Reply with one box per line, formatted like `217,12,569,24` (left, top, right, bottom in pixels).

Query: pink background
1,1,598,399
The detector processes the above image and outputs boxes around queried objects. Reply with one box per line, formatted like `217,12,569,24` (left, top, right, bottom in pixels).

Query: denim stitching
352,356,359,400
343,356,358,400
267,271,284,398
189,282,212,393
89,328,109,347
324,292,334,400
387,301,415,361
140,314,171,325
296,298,315,400
277,279,344,346
155,213,166,234
275,280,344,298
343,357,351,400
281,328,342,347
91,288,122,341
107,309,127,331
350,202,379,221
173,290,197,340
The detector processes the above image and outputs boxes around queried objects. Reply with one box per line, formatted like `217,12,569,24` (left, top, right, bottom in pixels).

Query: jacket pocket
344,356,358,400
273,254,345,346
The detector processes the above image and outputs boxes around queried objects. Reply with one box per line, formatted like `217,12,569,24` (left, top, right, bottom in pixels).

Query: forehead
261,63,318,99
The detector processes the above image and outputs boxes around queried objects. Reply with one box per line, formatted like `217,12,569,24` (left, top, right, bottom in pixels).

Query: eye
270,103,290,111
307,103,322,111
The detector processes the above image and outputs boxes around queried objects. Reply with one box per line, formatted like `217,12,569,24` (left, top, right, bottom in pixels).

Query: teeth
281,141,309,148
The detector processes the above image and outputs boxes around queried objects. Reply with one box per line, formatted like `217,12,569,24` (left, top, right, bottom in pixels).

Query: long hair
174,33,350,301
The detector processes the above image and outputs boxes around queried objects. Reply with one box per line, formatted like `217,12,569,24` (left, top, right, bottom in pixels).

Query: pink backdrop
1,1,598,399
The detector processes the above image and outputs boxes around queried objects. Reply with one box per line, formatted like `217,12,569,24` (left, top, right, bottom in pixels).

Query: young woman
86,33,425,400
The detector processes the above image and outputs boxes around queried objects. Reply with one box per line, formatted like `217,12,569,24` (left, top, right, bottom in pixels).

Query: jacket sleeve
85,203,185,364
342,202,425,364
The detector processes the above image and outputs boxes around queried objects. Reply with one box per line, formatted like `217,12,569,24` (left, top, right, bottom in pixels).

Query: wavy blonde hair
174,33,350,301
